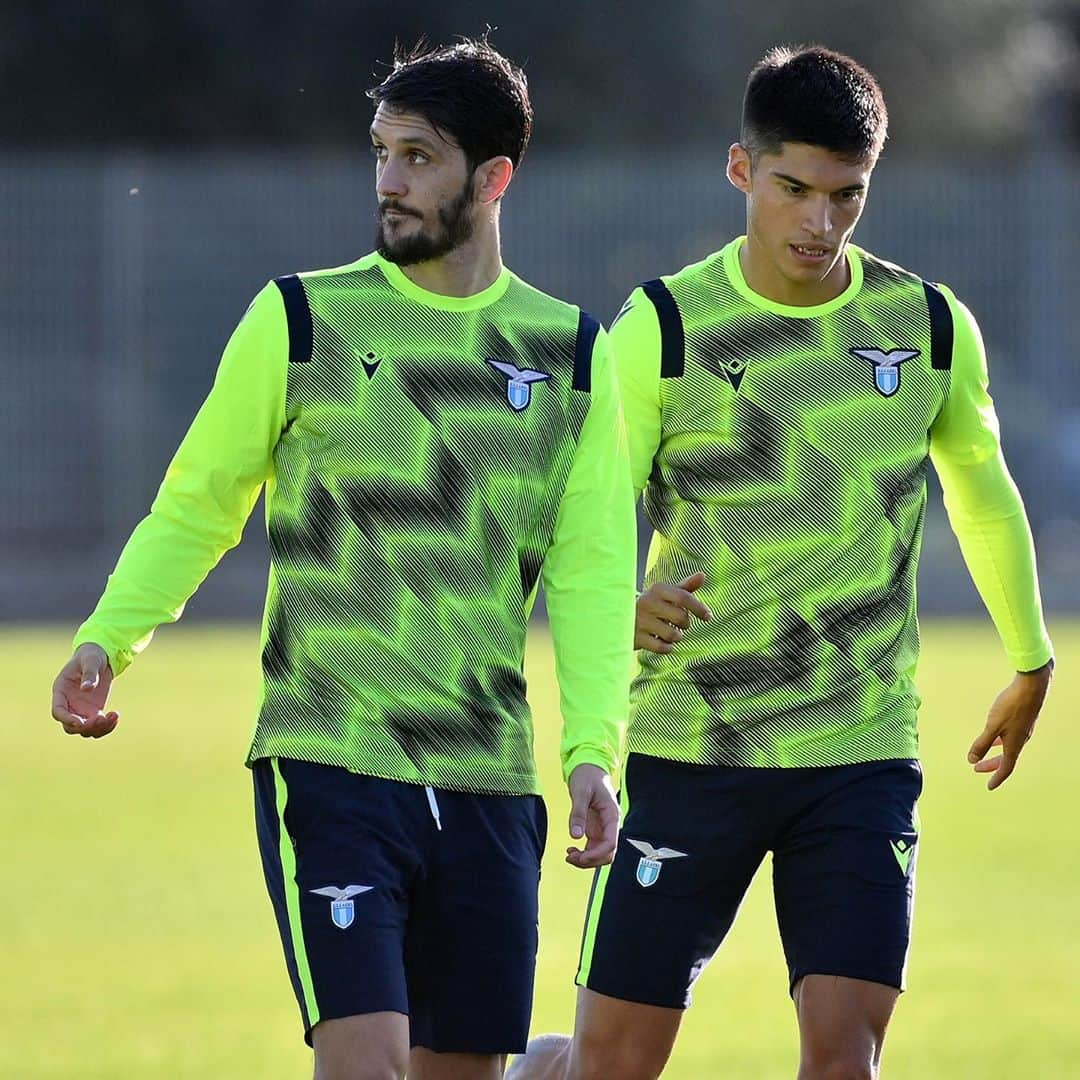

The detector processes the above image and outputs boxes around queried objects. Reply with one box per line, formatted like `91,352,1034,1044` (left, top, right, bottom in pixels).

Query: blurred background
2,0,1079,619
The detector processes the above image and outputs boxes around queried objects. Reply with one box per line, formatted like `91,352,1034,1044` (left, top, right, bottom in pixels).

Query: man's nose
802,194,832,238
377,158,408,200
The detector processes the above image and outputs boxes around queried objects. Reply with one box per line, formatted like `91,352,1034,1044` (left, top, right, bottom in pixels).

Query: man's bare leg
409,1048,507,1079
794,975,899,1080
508,988,683,1080
312,1012,410,1080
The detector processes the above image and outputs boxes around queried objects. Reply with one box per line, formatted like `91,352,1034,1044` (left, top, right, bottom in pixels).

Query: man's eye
786,184,804,196
408,151,428,164
371,145,387,159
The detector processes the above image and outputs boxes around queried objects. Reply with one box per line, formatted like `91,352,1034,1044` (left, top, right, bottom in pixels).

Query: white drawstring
425,785,443,831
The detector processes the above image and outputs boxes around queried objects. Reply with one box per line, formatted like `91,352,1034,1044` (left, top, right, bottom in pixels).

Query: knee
314,1053,407,1080
799,1057,876,1080
570,1031,663,1080
315,1066,404,1080
507,1033,572,1079
312,1014,408,1080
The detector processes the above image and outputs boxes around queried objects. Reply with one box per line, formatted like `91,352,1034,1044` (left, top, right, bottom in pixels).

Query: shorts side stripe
272,758,321,1030
575,781,631,986
900,807,922,990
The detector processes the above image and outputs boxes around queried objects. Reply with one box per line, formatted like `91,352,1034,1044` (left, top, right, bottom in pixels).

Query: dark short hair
367,37,533,171
741,45,888,164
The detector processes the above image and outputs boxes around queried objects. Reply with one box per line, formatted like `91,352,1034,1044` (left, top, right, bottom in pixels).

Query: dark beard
376,182,475,266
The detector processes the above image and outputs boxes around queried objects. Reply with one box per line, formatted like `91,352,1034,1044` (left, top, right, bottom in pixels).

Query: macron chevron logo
889,838,915,876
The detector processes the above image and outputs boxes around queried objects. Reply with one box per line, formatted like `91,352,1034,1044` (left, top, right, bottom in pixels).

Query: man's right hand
565,763,621,869
635,572,712,654
51,643,119,738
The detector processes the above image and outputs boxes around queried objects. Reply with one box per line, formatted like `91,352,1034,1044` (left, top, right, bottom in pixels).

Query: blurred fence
3,151,1078,620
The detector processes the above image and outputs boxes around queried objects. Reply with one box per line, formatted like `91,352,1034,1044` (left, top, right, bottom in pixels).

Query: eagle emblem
310,884,374,929
627,838,689,888
487,359,551,411
851,347,920,397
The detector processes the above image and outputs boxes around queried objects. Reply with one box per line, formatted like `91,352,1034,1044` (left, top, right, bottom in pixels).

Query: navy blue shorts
253,758,547,1052
577,753,921,1009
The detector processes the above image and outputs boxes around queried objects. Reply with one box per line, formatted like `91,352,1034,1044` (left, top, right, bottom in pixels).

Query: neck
398,218,503,297
739,227,851,307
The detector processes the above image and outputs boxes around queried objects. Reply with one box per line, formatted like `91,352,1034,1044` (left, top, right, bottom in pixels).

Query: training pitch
6,621,1078,1078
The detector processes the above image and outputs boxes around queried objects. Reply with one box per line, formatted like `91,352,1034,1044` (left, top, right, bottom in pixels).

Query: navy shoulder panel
922,281,954,371
274,274,313,365
641,278,685,378
573,310,601,392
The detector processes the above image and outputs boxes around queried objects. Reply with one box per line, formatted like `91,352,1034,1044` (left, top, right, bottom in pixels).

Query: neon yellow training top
612,237,1052,767
76,254,637,794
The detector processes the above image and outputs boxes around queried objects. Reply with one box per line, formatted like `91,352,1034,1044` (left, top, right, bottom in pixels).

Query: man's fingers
565,828,617,869
568,794,587,841
677,590,712,621
51,687,79,726
971,727,1028,789
638,613,685,644
634,630,673,655
676,572,706,593
564,771,620,869
991,727,1032,789
578,796,620,868
986,751,1017,791
76,711,120,739
641,598,692,630
83,717,119,739
967,726,1000,764
77,647,107,689
52,686,91,732
57,708,119,738
644,584,712,622
588,800,620,865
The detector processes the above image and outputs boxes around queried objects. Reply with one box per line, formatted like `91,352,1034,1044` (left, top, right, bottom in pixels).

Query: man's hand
51,643,119,738
635,571,712,654
565,763,620,869
967,663,1053,790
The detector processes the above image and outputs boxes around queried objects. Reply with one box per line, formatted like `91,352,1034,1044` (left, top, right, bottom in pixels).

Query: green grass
6,621,1078,1077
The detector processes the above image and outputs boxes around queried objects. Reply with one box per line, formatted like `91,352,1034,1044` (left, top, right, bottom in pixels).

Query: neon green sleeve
608,288,663,498
929,287,1053,671
73,283,289,675
542,326,637,782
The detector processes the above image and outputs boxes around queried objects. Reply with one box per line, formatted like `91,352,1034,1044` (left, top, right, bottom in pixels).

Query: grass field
6,621,1078,1078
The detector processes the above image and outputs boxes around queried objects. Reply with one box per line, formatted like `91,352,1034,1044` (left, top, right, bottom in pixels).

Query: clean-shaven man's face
729,141,874,290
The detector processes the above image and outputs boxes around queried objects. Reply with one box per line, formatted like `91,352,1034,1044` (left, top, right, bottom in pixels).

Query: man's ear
727,143,752,194
475,156,514,204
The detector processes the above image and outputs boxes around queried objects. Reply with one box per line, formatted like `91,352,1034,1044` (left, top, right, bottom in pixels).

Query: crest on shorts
627,838,688,888
487,359,551,412
851,347,920,397
310,884,373,929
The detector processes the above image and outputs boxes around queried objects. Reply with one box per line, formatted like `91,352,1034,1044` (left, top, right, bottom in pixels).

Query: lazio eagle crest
487,359,551,411
310,884,373,929
627,838,688,888
850,347,920,397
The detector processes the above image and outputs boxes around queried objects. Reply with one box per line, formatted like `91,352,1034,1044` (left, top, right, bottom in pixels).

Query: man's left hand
967,662,1053,791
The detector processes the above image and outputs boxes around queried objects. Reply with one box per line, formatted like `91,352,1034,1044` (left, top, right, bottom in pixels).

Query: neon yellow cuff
72,632,133,677
562,744,620,785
